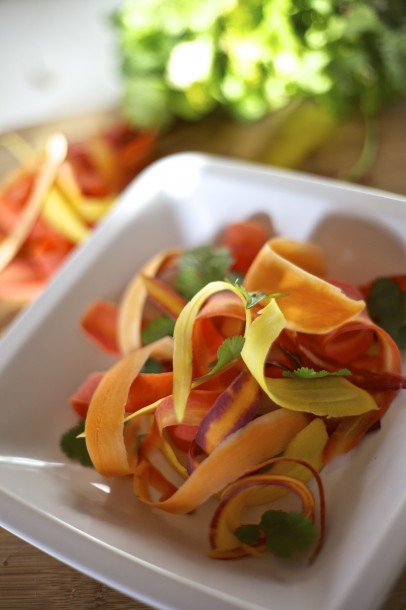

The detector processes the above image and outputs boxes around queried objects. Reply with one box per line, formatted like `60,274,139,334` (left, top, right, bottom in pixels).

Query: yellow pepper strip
172,280,251,422
241,299,378,417
0,133,67,272
133,408,309,514
85,336,173,476
118,248,181,354
244,237,364,333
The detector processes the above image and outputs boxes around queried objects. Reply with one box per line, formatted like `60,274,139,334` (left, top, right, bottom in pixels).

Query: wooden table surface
1,102,406,610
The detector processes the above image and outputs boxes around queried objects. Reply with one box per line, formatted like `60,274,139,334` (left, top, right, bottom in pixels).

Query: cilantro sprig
235,510,317,559
233,282,269,309
141,314,175,345
60,419,93,467
196,335,245,382
230,279,285,309
175,245,234,300
366,277,406,348
282,366,351,379
141,357,164,373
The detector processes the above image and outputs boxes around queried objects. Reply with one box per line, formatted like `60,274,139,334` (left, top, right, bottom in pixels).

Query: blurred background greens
111,0,406,129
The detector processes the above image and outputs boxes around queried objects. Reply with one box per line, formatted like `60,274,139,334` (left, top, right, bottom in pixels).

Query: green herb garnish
231,281,269,309
282,366,351,379
236,510,317,559
60,419,93,468
230,279,285,309
196,335,245,382
141,357,164,374
175,245,234,300
141,314,175,345
366,277,406,348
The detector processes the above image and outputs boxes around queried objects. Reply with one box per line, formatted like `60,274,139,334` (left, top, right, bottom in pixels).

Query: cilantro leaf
175,245,234,300
282,366,351,379
60,419,93,468
230,279,285,309
196,335,245,381
141,357,164,373
260,510,317,559
141,314,175,345
235,510,317,558
366,277,406,348
233,283,269,309
235,523,261,546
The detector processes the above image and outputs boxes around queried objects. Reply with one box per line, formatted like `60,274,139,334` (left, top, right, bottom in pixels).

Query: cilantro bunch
111,0,406,128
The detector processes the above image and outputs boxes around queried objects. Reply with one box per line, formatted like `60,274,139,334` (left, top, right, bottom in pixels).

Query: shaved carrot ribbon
244,237,364,333
172,280,250,421
134,409,310,514
118,248,181,354
85,337,173,476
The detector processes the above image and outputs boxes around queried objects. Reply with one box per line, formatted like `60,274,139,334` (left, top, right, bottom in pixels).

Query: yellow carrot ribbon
241,298,378,417
172,280,253,422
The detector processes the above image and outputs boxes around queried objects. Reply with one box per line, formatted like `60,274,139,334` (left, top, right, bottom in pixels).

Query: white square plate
1,153,406,610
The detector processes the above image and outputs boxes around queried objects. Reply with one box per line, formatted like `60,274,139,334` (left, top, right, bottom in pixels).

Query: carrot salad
63,218,406,562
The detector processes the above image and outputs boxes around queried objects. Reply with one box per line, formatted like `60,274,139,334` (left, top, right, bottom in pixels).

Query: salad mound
62,217,405,562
